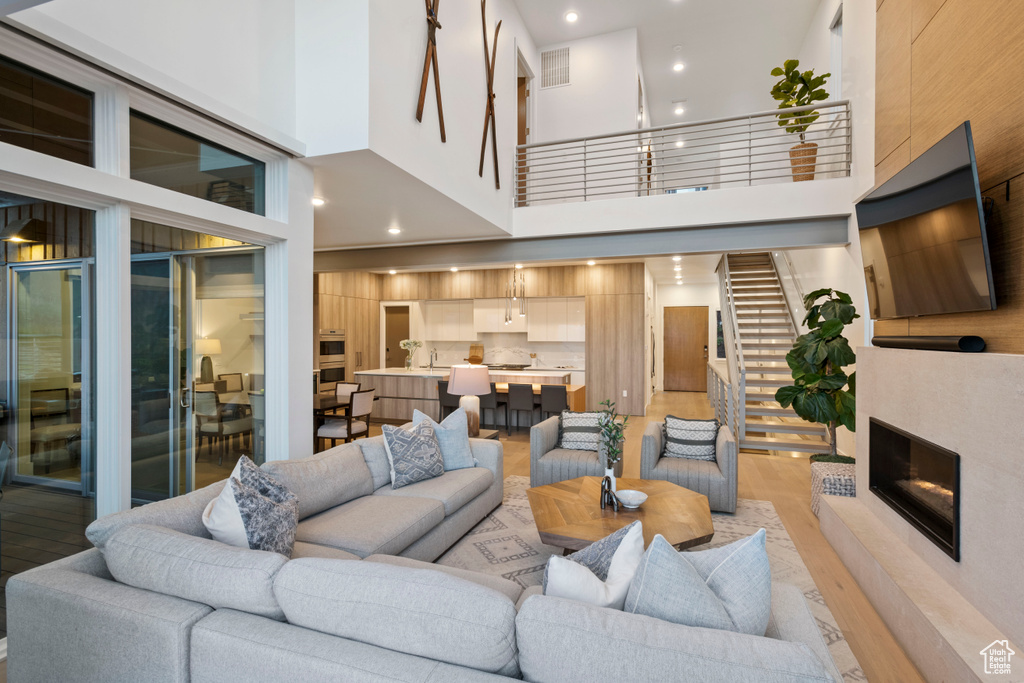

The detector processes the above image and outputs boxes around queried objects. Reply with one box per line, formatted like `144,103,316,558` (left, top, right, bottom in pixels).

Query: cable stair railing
708,252,830,455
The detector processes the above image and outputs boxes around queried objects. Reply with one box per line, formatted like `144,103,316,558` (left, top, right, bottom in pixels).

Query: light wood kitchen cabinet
424,300,475,341
344,297,379,381
474,298,527,333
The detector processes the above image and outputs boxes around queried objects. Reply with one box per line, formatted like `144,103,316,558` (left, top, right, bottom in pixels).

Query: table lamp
447,364,491,437
195,338,222,383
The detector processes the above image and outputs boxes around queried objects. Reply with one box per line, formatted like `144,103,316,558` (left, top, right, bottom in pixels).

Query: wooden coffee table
526,476,714,553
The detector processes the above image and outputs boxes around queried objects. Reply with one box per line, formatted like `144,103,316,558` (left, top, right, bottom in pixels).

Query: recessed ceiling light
674,106,684,115
673,63,684,72
388,270,397,275
675,140,684,147
672,255,682,262
515,263,524,269
674,266,682,271
388,227,402,234
587,260,596,266
311,197,325,206
450,267,459,272
676,281,684,285
564,10,578,23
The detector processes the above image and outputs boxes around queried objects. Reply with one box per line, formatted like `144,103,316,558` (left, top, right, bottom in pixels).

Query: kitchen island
354,368,585,423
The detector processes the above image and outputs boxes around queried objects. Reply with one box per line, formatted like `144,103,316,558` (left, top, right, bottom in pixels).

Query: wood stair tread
746,406,800,417
744,423,827,436
740,438,831,454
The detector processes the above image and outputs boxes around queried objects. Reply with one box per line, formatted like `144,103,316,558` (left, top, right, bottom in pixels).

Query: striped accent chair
640,421,737,513
529,415,622,488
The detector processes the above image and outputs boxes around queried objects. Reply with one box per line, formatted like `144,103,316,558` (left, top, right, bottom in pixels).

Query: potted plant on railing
770,59,830,182
598,399,628,492
774,288,857,457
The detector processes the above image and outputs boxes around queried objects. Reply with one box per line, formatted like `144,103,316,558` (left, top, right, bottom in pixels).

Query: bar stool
540,384,568,420
478,382,508,431
437,380,461,422
507,383,539,434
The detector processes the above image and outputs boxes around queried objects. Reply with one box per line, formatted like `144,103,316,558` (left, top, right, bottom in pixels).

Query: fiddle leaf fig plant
774,288,858,457
770,59,830,141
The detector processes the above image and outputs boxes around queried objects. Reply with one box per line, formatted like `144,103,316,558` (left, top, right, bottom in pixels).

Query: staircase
723,253,830,454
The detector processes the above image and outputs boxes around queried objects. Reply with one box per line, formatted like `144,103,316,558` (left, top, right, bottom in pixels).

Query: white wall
654,281,721,393
534,29,640,143
12,0,300,149
365,0,539,234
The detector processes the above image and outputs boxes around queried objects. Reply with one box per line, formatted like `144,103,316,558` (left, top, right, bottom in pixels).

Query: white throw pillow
543,521,644,610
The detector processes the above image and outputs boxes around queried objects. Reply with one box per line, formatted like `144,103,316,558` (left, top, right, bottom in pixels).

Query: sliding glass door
130,221,264,502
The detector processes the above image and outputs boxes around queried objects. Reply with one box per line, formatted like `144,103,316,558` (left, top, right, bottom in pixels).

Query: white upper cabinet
567,297,585,341
527,297,585,342
474,298,527,333
424,300,475,340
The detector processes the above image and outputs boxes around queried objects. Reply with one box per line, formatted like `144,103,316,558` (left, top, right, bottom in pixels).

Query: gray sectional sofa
7,433,843,683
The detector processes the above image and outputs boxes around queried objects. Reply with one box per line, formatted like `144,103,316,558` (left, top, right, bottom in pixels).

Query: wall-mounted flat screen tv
854,122,996,320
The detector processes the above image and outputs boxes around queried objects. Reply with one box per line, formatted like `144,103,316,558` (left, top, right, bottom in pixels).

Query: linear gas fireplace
869,418,960,561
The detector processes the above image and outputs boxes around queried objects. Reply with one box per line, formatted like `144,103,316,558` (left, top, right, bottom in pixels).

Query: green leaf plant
598,399,629,470
770,59,830,142
774,288,858,457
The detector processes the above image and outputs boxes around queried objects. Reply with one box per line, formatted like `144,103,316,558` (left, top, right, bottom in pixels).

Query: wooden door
664,306,708,392
517,76,529,205
384,306,409,368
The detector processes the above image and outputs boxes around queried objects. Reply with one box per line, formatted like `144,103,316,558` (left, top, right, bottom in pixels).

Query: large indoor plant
774,288,857,457
770,59,830,181
598,399,629,491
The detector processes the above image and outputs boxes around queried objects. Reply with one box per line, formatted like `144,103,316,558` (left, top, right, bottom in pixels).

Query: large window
0,54,93,166
129,111,266,215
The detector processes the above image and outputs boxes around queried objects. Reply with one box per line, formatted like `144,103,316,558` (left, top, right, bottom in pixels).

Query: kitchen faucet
429,348,438,372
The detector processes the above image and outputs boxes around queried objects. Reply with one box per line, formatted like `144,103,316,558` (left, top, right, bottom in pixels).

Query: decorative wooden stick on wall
479,0,501,189
416,0,446,142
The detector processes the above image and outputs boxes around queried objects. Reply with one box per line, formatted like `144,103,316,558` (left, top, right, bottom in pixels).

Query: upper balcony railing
514,101,851,207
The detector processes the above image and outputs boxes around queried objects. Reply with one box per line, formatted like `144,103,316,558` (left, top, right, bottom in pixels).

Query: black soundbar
871,335,986,352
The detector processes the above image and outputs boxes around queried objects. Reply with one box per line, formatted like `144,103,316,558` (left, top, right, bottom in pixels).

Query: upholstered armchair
529,416,622,488
640,422,737,513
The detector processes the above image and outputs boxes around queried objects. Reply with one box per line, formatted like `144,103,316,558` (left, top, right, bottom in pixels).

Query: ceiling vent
540,47,570,88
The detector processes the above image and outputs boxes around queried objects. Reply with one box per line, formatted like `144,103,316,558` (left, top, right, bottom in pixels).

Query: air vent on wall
540,47,570,88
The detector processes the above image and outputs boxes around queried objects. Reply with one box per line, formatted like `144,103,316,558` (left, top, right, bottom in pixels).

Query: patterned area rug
436,475,864,681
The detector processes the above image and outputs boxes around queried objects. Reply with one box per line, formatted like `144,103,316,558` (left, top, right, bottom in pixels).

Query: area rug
436,475,864,681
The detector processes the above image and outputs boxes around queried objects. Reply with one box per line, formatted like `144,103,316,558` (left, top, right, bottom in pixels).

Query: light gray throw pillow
624,529,771,636
382,421,445,489
663,415,719,460
558,411,602,451
412,407,475,470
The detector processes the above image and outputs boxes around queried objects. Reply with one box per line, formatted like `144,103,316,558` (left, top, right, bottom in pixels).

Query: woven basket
789,141,819,182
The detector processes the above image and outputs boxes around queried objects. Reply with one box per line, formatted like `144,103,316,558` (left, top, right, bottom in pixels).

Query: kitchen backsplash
421,333,584,368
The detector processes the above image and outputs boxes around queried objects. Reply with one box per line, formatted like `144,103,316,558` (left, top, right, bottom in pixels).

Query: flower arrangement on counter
399,339,423,370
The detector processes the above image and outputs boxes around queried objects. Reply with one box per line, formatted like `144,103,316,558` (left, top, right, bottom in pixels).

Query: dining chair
318,389,375,448
478,382,508,432
29,388,81,473
540,384,569,420
508,383,539,433
436,380,461,422
195,391,253,466
248,392,266,465
218,373,244,392
332,382,361,415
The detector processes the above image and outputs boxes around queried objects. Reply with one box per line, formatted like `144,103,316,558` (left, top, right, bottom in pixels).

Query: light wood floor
497,391,925,683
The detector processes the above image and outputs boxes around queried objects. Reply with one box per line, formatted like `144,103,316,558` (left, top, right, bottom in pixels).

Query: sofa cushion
274,558,520,676
543,521,644,610
295,494,445,558
203,456,299,557
358,437,393,490
558,411,602,451
663,415,719,460
103,524,286,620
260,443,374,519
291,541,361,562
373,467,492,515
653,455,725,481
624,530,772,636
86,480,225,549
412,407,476,470
516,595,836,683
383,422,445,489
364,553,522,602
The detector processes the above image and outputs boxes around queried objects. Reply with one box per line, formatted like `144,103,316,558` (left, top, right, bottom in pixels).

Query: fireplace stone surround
819,346,1023,681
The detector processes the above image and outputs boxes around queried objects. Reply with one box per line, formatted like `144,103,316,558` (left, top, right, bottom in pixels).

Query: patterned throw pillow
663,415,719,460
542,521,644,610
202,456,299,557
382,421,445,489
559,411,602,451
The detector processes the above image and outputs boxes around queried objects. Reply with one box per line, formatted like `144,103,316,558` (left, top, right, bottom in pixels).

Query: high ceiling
514,0,821,125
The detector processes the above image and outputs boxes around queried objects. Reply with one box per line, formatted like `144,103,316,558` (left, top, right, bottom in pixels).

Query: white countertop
355,368,573,379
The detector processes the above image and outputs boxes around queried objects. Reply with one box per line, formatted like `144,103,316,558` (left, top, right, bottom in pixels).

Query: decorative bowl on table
616,490,648,509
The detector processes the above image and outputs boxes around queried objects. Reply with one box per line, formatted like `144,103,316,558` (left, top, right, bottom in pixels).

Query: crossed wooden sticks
479,0,501,189
416,0,445,142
